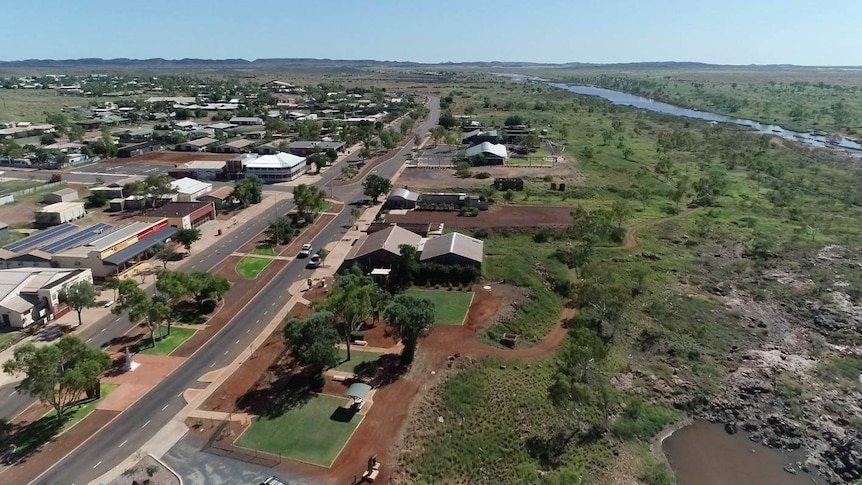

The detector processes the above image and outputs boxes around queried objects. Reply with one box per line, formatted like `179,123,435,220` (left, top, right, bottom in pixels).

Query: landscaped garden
235,256,273,279
237,393,362,467
405,289,473,325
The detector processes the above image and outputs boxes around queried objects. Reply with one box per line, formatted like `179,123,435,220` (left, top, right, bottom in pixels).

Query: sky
3,0,862,66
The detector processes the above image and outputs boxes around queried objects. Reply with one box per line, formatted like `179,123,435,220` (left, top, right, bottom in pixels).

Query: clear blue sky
4,0,862,65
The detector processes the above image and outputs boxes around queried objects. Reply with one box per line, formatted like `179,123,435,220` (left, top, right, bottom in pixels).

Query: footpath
91,145,415,484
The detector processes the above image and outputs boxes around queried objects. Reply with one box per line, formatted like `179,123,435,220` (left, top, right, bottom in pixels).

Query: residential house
229,116,264,126
384,188,419,210
342,226,422,271
118,141,163,158
197,186,234,210
214,138,254,153
419,233,483,267
175,137,218,152
288,141,346,157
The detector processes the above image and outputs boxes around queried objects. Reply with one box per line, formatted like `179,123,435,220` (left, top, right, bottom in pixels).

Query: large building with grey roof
0,267,93,328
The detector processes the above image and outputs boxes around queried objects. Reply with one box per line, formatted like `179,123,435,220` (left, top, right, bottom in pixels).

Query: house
136,201,216,229
384,188,419,210
342,226,422,271
214,138,254,153
504,125,532,144
119,127,153,143
244,130,266,140
176,137,217,152
118,141,163,158
229,116,264,126
241,152,307,182
465,142,508,165
36,202,86,226
178,160,227,180
76,119,102,131
198,186,234,210
462,129,500,145
174,120,201,131
420,233,484,267
206,122,238,131
43,188,79,204
170,177,212,202
255,143,279,155
0,267,93,328
288,141,346,157
89,183,126,199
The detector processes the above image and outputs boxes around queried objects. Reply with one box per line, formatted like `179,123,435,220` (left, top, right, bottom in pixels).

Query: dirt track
385,205,573,230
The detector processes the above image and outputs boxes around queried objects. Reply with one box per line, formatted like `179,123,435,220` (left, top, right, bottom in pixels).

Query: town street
28,97,439,485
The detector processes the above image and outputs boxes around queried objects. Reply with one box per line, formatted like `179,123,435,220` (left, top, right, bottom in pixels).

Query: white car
307,254,321,268
299,244,312,258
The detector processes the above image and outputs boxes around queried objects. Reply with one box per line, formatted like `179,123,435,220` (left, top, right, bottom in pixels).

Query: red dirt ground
118,151,236,165
384,205,573,230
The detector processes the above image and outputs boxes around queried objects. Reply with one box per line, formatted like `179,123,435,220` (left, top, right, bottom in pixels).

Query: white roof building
170,177,213,202
0,267,93,328
465,142,508,160
242,152,307,182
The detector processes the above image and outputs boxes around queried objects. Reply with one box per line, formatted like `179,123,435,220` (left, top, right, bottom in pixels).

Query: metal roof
346,383,372,400
4,223,78,253
86,222,155,251
182,137,217,147
388,188,419,202
348,226,421,260
465,142,508,159
170,177,212,195
103,226,178,266
420,232,484,264
141,201,212,218
243,152,306,170
39,223,115,254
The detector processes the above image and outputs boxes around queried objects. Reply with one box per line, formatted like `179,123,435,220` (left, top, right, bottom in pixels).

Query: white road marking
115,317,121,322
86,337,93,343
235,339,240,345
263,310,268,316
210,362,216,368
255,319,260,324
178,392,184,397
141,420,151,428
162,404,169,411
223,350,229,356
118,439,128,448
246,329,251,333
93,460,102,469
8,390,16,397
100,328,106,333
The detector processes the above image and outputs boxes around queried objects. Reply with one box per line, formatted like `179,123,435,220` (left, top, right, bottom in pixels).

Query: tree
505,115,525,126
317,271,383,361
292,183,326,221
636,186,652,208
609,200,633,230
185,272,231,306
232,175,263,207
113,279,162,347
283,312,339,377
308,153,327,173
349,207,363,226
383,294,435,364
143,173,177,208
363,174,392,202
438,111,457,129
549,327,608,434
400,118,415,135
266,216,295,245
154,242,178,269
86,191,109,208
390,244,421,290
455,161,472,178
68,125,85,143
62,280,98,327
444,130,460,147
621,146,634,160
99,130,118,158
554,242,593,279
175,228,201,255
430,126,446,144
3,335,111,425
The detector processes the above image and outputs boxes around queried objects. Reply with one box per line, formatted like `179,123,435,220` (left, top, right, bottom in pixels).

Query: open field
398,161,580,191
405,288,473,325
0,89,132,122
237,393,361,467
0,179,46,195
132,327,195,355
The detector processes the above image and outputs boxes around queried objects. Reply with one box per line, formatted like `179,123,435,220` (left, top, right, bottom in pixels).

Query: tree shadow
367,354,407,387
525,429,576,470
236,368,322,419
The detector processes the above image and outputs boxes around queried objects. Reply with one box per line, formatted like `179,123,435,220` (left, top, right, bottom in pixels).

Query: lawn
132,327,195,355
333,348,386,374
405,289,473,325
0,329,24,353
0,179,45,196
238,393,362,467
10,383,118,460
236,256,273,279
251,245,277,256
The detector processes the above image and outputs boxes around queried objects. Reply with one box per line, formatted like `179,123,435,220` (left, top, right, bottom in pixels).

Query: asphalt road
29,97,439,485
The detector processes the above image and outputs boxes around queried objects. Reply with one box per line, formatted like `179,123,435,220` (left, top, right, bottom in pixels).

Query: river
662,421,817,485
501,73,862,157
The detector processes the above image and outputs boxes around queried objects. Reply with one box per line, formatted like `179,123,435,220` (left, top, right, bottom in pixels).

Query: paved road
30,97,439,485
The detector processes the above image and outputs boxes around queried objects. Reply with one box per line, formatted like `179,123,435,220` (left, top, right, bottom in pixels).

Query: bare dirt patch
384,205,573,230
109,455,180,485
119,151,236,165
396,160,582,191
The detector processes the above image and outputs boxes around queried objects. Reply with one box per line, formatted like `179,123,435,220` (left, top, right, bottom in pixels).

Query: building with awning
102,226,179,274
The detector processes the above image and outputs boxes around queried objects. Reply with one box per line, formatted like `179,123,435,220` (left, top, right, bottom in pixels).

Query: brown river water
663,421,819,485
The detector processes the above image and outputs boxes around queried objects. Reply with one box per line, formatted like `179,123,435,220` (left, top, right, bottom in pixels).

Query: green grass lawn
0,329,24,353
238,393,362,467
0,179,46,196
11,383,117,459
333,348,385,374
251,245,277,256
406,289,473,325
132,327,195,355
236,256,273,279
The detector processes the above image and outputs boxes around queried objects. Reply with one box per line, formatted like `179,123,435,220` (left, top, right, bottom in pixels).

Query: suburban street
26,97,439,485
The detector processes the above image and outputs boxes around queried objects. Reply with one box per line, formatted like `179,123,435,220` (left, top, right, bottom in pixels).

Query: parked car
299,243,312,258
307,253,321,269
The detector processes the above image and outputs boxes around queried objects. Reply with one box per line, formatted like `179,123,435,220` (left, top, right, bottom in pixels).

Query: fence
0,181,63,207
203,417,282,468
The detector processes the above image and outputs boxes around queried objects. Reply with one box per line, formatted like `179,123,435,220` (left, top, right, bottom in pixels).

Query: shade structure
345,382,372,400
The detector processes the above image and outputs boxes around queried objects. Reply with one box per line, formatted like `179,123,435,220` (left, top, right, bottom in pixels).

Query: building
136,201,215,229
493,178,524,191
119,127,153,143
419,232,484,267
170,177,212,202
36,202,86,226
229,116,264,126
465,142,508,165
52,220,176,279
214,138,254,153
0,222,8,241
462,129,500,145
118,141,163,158
198,186,234,210
43,188,79,204
176,137,217,152
241,152,307,183
173,120,200,131
176,160,227,180
0,267,93,328
89,184,125,199
76,119,102,131
342,226,422,271
384,188,419,210
288,141,346,157
418,193,488,210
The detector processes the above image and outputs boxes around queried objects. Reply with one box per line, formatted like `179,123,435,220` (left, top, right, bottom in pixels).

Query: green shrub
475,171,491,179
612,400,678,440
639,454,673,485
